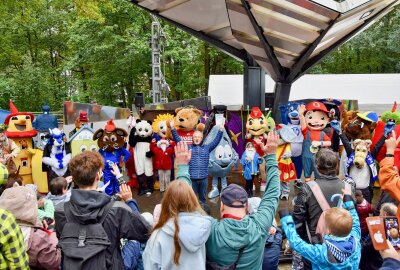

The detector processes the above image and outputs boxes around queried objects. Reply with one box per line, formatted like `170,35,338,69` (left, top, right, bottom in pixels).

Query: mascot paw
330,120,341,133
145,151,154,158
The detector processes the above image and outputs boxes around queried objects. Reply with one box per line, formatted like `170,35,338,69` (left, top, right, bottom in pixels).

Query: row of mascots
0,99,399,200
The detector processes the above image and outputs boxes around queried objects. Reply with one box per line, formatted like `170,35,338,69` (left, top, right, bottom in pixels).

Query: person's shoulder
55,201,66,213
111,201,134,213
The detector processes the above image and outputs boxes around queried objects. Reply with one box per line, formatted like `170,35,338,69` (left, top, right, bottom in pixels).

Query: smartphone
366,216,389,250
384,217,400,249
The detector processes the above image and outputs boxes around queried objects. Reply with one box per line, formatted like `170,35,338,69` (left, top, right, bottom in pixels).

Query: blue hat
357,111,378,123
221,184,248,208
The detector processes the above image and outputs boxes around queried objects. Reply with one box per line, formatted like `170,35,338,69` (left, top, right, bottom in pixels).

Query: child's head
390,228,399,240
355,190,363,204
50,177,68,195
325,207,353,237
192,131,204,145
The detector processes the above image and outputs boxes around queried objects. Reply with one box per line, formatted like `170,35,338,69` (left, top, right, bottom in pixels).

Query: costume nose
179,118,184,122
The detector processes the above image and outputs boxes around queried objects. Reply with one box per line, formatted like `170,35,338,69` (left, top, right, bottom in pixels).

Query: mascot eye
308,116,312,119
321,117,325,121
249,120,253,125
215,146,224,160
103,136,109,142
90,145,97,151
110,135,117,142
224,145,233,158
145,129,149,133
11,116,18,120
290,106,294,111
80,145,88,152
25,115,30,120
138,128,142,132
260,120,264,125
160,126,164,130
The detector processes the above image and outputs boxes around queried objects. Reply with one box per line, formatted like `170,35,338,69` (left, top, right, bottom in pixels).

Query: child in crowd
355,190,374,237
150,139,175,194
26,183,55,222
281,190,361,270
46,176,73,206
170,120,223,203
240,142,262,197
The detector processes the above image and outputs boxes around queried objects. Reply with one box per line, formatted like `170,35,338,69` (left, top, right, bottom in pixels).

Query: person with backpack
172,131,280,269
54,151,151,270
280,186,361,270
292,148,355,270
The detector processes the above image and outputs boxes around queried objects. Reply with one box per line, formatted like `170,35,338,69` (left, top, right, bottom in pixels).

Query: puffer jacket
172,129,222,179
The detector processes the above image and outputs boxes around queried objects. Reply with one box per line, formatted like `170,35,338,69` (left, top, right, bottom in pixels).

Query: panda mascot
128,119,154,196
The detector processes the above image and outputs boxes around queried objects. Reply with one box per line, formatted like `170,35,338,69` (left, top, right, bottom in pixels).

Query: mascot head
152,113,174,139
93,119,128,151
5,100,37,138
381,102,400,126
304,101,330,131
48,128,66,149
344,111,378,140
172,106,203,132
279,102,300,125
246,107,267,136
135,119,153,138
353,139,372,169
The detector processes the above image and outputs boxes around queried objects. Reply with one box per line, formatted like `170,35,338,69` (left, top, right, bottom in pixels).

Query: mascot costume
69,111,89,138
93,119,130,196
279,102,304,182
4,100,38,184
276,125,297,200
371,102,400,165
298,102,332,181
245,107,268,189
169,106,204,145
206,125,239,199
30,102,58,193
128,119,154,196
42,128,72,181
125,116,138,189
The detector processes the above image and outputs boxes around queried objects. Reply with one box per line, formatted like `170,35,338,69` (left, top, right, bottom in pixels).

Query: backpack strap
232,247,245,269
306,181,330,211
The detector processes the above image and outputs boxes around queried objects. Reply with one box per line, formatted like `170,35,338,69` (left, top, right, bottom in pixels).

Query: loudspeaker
265,93,274,109
135,93,145,108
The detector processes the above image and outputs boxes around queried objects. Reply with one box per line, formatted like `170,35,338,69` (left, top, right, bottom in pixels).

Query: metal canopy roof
131,0,399,83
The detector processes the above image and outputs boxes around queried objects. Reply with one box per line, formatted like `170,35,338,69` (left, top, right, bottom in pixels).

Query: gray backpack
59,201,114,270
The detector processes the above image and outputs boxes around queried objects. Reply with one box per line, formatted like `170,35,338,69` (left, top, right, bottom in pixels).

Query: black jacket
55,189,150,270
293,175,354,244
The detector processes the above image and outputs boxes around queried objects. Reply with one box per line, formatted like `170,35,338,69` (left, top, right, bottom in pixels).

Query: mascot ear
193,109,202,117
365,140,372,149
115,128,128,137
136,119,142,124
353,139,361,148
147,120,153,125
175,107,183,114
93,129,104,140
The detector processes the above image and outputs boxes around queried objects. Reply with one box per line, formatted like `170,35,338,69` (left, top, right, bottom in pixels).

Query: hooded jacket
282,197,361,270
45,189,71,207
379,157,400,221
0,186,61,269
143,212,212,269
55,189,150,270
175,153,280,269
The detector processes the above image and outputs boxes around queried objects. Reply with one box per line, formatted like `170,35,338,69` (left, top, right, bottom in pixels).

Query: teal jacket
177,154,280,269
281,200,361,270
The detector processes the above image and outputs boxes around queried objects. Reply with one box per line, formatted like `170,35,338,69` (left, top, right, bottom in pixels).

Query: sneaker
294,180,302,189
208,187,220,199
138,189,146,196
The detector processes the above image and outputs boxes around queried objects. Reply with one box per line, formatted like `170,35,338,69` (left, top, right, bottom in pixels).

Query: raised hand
110,163,122,178
169,120,175,129
116,184,133,202
385,131,400,155
259,131,279,156
330,120,342,134
174,141,192,165
298,104,306,116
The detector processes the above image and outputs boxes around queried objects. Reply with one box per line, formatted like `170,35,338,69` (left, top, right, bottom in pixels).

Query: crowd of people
0,98,400,270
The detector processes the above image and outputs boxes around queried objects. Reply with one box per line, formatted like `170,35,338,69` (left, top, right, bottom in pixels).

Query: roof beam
285,15,338,82
241,0,286,81
130,1,247,62
293,0,399,82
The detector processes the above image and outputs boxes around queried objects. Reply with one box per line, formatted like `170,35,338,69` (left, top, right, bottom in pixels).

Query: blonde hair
325,207,353,237
152,113,174,133
153,181,205,265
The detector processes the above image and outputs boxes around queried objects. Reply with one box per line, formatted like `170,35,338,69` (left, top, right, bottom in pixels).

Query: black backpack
59,201,114,270
206,247,245,270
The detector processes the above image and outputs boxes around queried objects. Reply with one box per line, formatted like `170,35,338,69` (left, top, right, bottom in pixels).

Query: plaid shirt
0,209,29,270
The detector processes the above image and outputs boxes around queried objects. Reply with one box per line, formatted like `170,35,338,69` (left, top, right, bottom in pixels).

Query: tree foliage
0,1,398,111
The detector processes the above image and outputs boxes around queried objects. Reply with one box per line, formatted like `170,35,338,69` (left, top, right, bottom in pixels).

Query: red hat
305,101,329,113
105,119,116,132
79,111,89,122
249,107,263,118
4,100,35,125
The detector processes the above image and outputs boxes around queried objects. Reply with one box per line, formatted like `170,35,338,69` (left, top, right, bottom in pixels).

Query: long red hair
153,181,205,265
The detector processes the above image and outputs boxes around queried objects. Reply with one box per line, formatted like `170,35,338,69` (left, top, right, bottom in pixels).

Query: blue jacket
380,258,400,270
172,129,222,179
240,152,262,180
281,199,361,270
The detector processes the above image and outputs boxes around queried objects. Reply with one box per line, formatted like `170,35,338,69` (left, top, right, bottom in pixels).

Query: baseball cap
357,111,378,123
220,184,248,208
305,101,329,113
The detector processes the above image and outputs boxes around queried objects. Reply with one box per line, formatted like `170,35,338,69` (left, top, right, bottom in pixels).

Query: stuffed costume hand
384,122,396,137
282,151,292,160
330,120,342,134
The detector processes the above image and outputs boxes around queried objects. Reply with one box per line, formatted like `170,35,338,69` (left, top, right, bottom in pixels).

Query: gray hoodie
46,189,71,207
143,212,212,270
